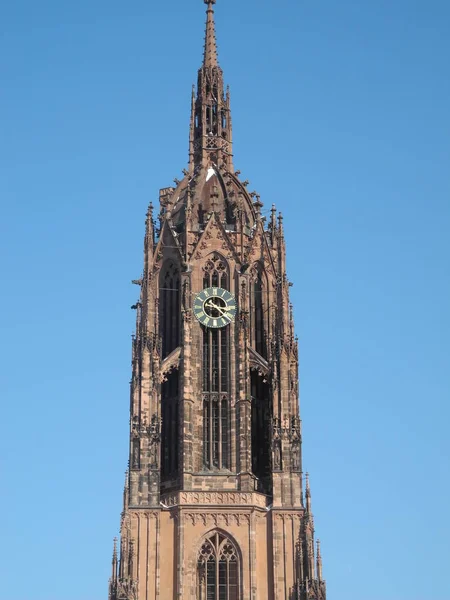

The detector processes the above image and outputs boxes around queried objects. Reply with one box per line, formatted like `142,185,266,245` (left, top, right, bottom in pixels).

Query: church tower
108,2,327,599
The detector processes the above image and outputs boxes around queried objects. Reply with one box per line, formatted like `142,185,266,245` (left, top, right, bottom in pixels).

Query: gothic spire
191,0,233,169
203,0,218,68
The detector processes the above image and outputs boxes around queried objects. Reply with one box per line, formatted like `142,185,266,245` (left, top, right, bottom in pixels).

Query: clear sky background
1,0,449,599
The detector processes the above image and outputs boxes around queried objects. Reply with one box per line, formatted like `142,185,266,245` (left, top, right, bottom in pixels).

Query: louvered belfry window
197,532,240,600
202,255,230,470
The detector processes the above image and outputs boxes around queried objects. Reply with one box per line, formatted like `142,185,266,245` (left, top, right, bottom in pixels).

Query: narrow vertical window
251,371,272,495
160,262,180,358
221,398,229,469
161,370,179,483
249,264,267,359
202,255,230,470
159,262,180,487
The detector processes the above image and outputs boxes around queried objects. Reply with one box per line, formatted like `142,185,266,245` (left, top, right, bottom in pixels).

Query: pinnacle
203,0,219,68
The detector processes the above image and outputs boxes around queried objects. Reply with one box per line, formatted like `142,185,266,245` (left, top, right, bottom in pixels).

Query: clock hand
204,299,234,311
204,300,233,317
204,300,225,315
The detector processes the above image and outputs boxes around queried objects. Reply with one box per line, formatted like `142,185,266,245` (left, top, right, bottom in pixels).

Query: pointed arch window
203,254,228,290
159,262,180,358
159,261,180,486
202,255,230,470
249,264,267,359
197,532,240,600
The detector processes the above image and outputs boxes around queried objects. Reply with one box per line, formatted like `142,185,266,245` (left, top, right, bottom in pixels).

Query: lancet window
202,255,230,470
197,532,240,600
249,264,267,359
251,371,272,495
161,370,179,483
159,261,180,487
159,261,180,359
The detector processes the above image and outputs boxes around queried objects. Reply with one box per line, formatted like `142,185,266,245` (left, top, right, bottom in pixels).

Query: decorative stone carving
248,346,270,378
148,414,161,469
115,579,138,600
185,512,251,526
291,442,300,471
160,346,181,382
132,439,140,469
160,491,268,508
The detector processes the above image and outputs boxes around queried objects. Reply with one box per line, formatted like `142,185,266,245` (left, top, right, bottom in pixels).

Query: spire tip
203,0,219,68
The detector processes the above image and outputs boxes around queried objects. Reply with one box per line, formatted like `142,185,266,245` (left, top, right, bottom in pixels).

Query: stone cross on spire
203,0,218,68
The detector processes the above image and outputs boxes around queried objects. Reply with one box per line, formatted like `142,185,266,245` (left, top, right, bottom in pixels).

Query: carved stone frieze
160,491,268,508
185,512,251,527
274,512,303,523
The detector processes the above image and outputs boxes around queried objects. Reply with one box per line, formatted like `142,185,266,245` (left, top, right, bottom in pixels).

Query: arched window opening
161,369,179,485
159,262,180,359
202,255,230,470
203,255,228,290
197,532,240,600
249,265,267,359
251,371,272,495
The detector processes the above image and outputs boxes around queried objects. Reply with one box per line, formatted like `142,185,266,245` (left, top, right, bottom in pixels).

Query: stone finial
305,472,312,513
111,537,118,581
316,539,323,582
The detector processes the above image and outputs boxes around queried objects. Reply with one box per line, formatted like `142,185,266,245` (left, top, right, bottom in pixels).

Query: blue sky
1,0,449,599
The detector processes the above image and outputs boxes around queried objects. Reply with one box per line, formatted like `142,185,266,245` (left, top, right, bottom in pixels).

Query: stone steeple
203,0,219,68
108,2,328,599
190,0,233,171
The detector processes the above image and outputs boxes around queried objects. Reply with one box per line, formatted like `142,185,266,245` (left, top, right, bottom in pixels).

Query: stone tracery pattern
197,531,240,600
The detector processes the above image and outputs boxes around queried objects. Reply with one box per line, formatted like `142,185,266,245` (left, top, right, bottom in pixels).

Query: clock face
193,287,237,328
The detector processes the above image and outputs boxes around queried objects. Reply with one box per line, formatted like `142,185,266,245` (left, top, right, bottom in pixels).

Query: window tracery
197,532,240,600
203,254,228,290
202,255,230,470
